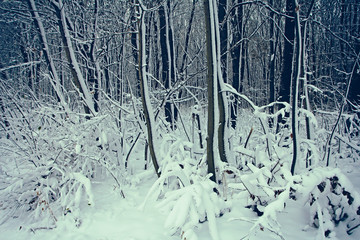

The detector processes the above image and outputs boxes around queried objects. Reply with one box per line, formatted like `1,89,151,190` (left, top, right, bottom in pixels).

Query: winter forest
0,0,360,239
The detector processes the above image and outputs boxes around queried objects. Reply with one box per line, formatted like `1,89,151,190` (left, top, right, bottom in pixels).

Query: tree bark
204,0,217,183
215,0,228,164
301,0,316,168
138,2,160,177
179,0,196,75
219,0,227,83
159,0,177,130
277,0,295,132
348,1,360,109
230,0,244,129
290,0,301,175
268,0,276,120
89,0,100,113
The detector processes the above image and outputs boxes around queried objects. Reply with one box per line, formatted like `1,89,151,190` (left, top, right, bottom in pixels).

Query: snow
0,179,177,240
0,159,359,240
1,165,358,240
68,172,94,206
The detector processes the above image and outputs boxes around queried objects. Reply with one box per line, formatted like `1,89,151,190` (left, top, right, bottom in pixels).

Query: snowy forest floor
1,162,360,240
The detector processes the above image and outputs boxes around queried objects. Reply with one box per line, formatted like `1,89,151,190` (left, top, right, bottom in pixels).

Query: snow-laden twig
0,61,41,72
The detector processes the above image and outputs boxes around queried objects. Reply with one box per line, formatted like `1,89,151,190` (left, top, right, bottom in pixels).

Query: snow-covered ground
1,163,360,240
0,175,175,240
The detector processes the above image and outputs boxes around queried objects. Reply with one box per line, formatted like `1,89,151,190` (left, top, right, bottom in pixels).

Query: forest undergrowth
1,94,360,240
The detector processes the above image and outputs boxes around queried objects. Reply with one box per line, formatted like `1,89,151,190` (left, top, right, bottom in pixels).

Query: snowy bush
140,139,227,240
225,160,295,240
225,146,360,240
299,168,360,238
229,166,360,239
0,102,126,228
142,171,226,240
228,140,294,214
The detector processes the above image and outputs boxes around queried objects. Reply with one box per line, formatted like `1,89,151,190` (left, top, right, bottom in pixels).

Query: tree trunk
301,0,316,168
179,0,196,75
219,0,227,83
290,0,301,175
138,2,160,177
130,3,141,97
348,1,360,109
89,0,100,113
268,0,276,121
230,0,244,129
159,0,177,130
204,0,217,183
215,0,228,164
159,3,171,127
277,0,295,132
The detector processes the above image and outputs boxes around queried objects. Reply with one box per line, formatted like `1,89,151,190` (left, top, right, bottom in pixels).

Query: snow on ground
0,174,177,240
1,165,360,240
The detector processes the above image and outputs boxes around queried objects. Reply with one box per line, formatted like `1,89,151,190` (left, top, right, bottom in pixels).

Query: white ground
1,164,360,240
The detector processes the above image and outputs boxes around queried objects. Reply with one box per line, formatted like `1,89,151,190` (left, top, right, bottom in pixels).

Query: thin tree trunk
219,0,227,83
348,1,360,109
179,0,196,74
301,0,316,168
138,2,160,177
268,0,276,122
277,0,295,133
195,113,204,149
214,0,228,163
290,0,301,175
160,0,177,130
89,0,100,113
204,0,217,183
159,3,172,128
130,2,140,97
230,0,243,129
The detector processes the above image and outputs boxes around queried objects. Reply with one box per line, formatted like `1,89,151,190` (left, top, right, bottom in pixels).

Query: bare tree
26,0,69,113
137,0,160,177
159,0,177,130
204,0,218,183
51,0,96,116
290,0,301,175
277,0,295,133
204,0,229,183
